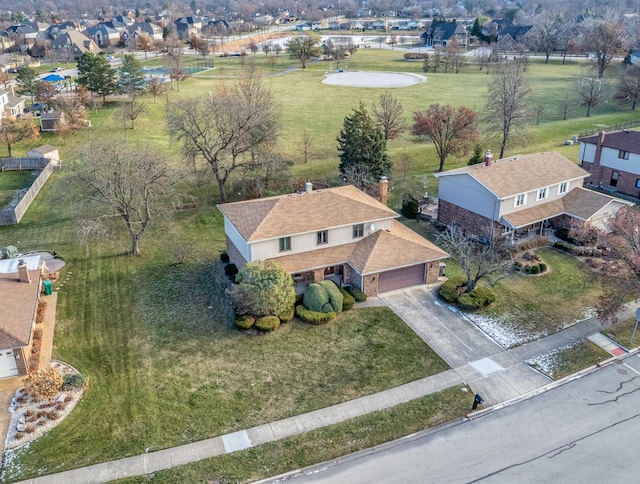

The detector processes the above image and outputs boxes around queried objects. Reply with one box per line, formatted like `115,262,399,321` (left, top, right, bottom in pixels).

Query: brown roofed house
434,151,633,240
218,182,449,296
0,261,42,378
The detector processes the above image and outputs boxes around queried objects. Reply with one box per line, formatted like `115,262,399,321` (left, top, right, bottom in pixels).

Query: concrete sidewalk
12,291,626,484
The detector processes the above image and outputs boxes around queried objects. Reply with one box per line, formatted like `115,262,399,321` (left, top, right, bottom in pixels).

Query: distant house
40,112,64,131
434,151,632,240
85,23,120,48
123,22,163,46
496,24,534,51
175,16,202,39
0,257,43,379
579,130,640,198
421,21,468,47
0,88,25,118
218,182,448,296
51,31,100,58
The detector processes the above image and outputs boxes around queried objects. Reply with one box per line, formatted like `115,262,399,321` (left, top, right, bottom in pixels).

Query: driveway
379,285,502,368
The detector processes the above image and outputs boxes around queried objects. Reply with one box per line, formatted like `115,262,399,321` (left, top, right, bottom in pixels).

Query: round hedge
295,305,336,325
278,306,295,323
255,315,281,332
235,315,255,330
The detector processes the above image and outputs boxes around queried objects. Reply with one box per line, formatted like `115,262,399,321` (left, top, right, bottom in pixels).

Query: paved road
283,353,640,483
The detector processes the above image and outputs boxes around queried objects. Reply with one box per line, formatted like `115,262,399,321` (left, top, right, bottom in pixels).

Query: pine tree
337,102,392,187
77,52,117,101
117,54,147,95
468,144,483,165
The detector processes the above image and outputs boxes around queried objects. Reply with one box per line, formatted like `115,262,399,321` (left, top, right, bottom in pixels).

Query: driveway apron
379,286,503,368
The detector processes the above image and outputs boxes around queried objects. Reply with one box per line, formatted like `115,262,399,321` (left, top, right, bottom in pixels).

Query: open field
0,47,632,480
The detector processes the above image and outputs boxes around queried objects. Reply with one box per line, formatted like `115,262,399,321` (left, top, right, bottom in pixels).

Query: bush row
553,240,574,252
458,287,496,311
345,285,367,302
235,308,293,332
404,53,428,60
295,305,336,325
513,261,548,274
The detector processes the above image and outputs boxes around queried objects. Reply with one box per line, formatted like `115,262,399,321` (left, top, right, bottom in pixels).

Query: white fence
0,159,54,225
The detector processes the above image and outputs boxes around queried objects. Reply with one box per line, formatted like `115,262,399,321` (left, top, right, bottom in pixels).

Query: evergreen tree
15,67,39,103
77,53,117,101
338,102,392,187
117,54,147,95
468,144,484,165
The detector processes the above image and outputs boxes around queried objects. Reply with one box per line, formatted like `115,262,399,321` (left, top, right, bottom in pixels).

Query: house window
619,150,630,160
353,224,364,238
537,187,548,201
279,237,291,252
635,179,640,189
515,194,526,207
558,182,568,194
317,230,328,245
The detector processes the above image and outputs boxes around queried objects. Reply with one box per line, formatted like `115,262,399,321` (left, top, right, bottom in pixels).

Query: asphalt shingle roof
579,130,640,155
437,151,589,198
0,270,40,350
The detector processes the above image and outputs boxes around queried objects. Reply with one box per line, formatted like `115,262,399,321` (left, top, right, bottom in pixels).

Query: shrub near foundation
295,305,336,325
255,315,281,332
439,276,466,303
235,315,255,330
340,287,355,311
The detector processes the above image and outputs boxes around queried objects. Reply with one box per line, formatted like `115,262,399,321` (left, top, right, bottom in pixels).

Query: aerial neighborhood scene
2,0,640,481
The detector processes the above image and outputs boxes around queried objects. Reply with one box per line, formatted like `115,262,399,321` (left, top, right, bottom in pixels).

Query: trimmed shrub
439,276,466,303
524,265,532,274
346,286,367,302
224,263,238,279
220,252,230,263
318,280,343,313
61,373,87,391
235,314,255,330
295,305,336,325
555,227,575,243
278,306,295,323
531,265,540,274
255,315,281,332
294,293,304,306
404,52,428,60
517,236,549,251
339,287,355,311
303,281,343,313
553,240,574,252
471,286,496,305
538,263,547,273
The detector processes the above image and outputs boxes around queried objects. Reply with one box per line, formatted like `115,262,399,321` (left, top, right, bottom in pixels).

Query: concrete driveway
379,285,553,405
379,285,502,368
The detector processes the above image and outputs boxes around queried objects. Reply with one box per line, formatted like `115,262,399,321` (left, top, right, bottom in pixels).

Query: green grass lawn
0,48,634,481
1,199,447,480
0,171,38,207
602,317,640,350
526,340,609,380
114,385,471,484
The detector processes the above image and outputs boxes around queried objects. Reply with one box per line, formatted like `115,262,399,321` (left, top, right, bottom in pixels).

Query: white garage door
377,264,426,293
0,349,19,378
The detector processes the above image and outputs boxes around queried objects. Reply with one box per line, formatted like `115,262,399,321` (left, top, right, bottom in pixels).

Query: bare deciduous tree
437,225,511,292
614,64,640,110
583,20,628,78
484,60,532,159
135,33,154,59
412,103,480,172
302,129,312,164
578,76,603,117
0,117,40,157
561,93,571,120
121,94,147,129
147,77,164,103
70,140,177,255
396,152,413,182
168,64,280,202
372,91,405,140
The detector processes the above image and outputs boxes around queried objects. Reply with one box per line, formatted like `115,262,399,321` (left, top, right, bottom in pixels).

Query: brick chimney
594,130,606,169
17,259,31,284
484,150,493,167
379,176,389,206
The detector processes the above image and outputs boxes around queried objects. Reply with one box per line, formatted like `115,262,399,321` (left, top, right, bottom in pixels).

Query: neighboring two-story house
435,151,632,240
578,129,640,197
218,182,448,296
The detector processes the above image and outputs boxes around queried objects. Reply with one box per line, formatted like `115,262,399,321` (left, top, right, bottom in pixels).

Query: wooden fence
0,159,54,225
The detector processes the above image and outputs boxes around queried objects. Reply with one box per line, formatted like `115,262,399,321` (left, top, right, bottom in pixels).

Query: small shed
40,112,64,132
28,144,60,167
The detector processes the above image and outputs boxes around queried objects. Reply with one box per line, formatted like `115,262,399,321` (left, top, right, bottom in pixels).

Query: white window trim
557,182,568,195
537,187,548,201
514,193,527,207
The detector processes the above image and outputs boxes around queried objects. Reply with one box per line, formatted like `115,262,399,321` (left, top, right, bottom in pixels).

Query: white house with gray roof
435,151,632,240
218,183,448,296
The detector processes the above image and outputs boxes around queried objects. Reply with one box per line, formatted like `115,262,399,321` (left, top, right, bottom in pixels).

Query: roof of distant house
435,151,588,198
579,130,640,155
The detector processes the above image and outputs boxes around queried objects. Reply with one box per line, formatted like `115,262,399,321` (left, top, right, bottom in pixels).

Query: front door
610,171,619,187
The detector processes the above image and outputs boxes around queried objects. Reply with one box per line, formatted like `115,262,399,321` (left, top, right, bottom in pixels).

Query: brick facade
14,347,27,375
425,261,440,284
438,200,502,239
225,236,247,270
583,161,640,198
362,274,379,297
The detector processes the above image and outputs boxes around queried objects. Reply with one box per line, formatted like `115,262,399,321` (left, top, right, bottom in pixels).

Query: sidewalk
12,294,630,484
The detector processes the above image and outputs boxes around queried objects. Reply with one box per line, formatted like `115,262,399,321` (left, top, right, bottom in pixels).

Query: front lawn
602,317,640,350
115,385,471,484
466,248,599,348
1,216,447,481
